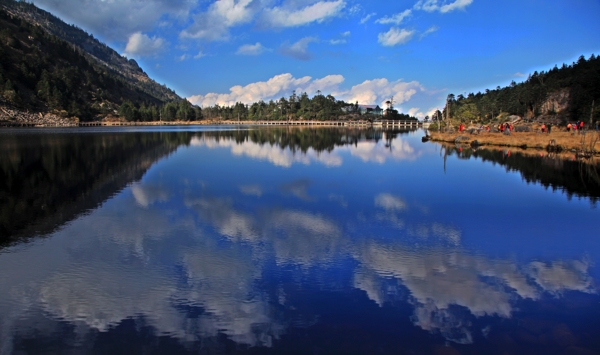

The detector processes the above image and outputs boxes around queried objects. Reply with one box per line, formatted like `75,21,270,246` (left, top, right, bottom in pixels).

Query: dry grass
429,130,600,154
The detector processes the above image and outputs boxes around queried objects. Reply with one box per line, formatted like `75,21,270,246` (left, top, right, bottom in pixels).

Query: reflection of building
358,105,383,116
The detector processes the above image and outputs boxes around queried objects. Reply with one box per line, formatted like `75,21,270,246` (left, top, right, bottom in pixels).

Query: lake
0,126,599,355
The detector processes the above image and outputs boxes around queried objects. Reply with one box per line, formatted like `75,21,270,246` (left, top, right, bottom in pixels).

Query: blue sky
34,0,600,118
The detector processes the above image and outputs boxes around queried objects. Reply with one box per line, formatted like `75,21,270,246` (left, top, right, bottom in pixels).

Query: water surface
0,126,599,355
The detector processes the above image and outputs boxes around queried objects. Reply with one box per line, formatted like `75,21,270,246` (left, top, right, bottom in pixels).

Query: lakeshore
429,129,600,156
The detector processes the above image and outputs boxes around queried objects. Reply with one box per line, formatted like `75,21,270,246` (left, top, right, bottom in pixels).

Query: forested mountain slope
444,54,600,123
0,0,179,103
0,1,194,122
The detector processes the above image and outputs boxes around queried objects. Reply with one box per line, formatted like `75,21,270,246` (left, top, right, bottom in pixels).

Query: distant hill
0,0,189,121
443,54,600,124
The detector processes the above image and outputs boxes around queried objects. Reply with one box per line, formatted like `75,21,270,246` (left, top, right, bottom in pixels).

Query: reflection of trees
200,127,414,154
442,145,600,201
0,131,195,245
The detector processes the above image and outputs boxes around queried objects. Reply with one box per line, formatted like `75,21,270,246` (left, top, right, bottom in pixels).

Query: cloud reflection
353,241,594,343
348,138,419,163
239,184,263,196
131,183,170,207
190,136,342,168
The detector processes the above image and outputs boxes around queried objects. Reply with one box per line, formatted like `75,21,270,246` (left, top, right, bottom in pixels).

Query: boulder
514,125,531,132
455,136,470,143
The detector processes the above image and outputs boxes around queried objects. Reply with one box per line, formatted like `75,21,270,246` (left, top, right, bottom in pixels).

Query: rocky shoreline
0,106,78,127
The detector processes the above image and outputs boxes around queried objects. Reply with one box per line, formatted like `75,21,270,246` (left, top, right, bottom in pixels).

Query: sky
32,0,600,119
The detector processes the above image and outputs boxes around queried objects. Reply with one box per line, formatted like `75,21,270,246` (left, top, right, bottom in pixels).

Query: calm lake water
0,126,599,355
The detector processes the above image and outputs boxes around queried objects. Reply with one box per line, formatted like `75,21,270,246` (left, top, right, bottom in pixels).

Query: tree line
200,91,418,122
435,54,600,124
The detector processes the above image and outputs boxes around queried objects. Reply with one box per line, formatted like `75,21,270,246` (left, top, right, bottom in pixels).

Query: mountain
1,0,179,102
443,54,600,123
0,0,183,121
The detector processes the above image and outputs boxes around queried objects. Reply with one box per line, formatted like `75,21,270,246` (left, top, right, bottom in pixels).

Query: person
573,123,577,134
548,123,552,134
541,124,546,133
567,123,572,132
579,121,584,132
459,123,465,132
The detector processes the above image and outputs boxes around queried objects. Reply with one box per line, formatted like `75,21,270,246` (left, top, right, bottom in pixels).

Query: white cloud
180,0,256,41
188,73,310,107
408,108,420,117
413,0,474,13
179,0,347,42
376,9,412,25
360,12,376,24
303,74,345,94
194,51,206,59
187,73,421,108
260,0,346,28
408,107,437,120
34,0,194,41
420,25,439,39
378,27,415,46
236,42,268,55
330,31,350,45
348,4,361,15
279,36,318,61
176,54,189,61
339,78,423,106
513,72,526,77
124,32,166,57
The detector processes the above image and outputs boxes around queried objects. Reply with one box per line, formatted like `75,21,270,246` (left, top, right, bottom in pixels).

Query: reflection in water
0,130,194,244
0,127,599,354
354,242,593,344
441,144,600,202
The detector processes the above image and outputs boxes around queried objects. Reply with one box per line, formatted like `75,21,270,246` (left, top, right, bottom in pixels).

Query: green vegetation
201,91,419,122
438,54,600,124
0,6,188,121
0,0,178,102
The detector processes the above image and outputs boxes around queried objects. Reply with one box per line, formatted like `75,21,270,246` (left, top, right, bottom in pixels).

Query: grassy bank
429,130,600,155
